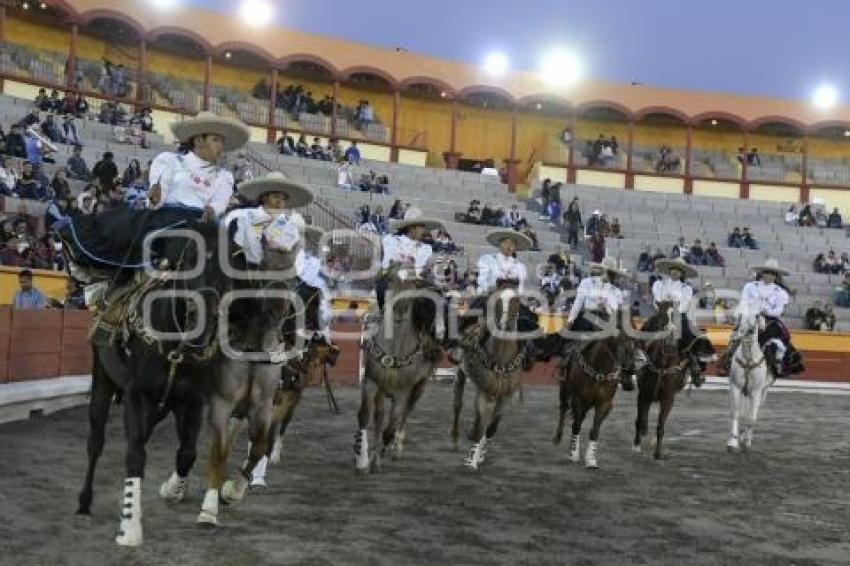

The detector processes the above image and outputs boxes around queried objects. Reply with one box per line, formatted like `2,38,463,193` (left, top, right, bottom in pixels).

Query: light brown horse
197,245,300,527
451,283,528,471
354,269,442,474
249,337,340,487
553,310,638,468
633,302,690,460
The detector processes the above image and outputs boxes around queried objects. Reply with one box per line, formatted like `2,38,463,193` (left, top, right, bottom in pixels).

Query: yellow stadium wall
517,112,568,164
633,175,684,193
147,48,206,84
0,267,68,305
359,143,391,162
538,165,568,183
153,109,184,143
209,62,267,96
397,96,451,158
575,118,628,142
4,80,42,100
692,128,746,154
808,137,850,161
337,86,393,128
810,188,850,216
248,125,267,144
456,104,512,161
576,170,625,188
398,149,427,167
277,74,334,100
748,132,803,158
749,184,800,203
692,180,739,198
6,16,69,57
634,123,687,150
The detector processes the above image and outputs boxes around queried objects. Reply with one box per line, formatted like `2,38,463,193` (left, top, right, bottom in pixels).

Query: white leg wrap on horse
115,477,143,547
251,456,269,487
464,440,486,470
269,437,283,465
221,474,249,503
159,471,188,502
355,429,370,470
197,489,219,525
568,434,581,463
585,441,599,468
768,339,786,358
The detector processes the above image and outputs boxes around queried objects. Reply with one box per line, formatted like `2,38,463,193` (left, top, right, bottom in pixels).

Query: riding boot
522,341,536,371
689,353,705,388
717,340,738,376
765,347,782,379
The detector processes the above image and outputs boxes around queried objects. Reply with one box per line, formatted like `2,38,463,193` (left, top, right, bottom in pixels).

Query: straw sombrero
752,258,790,276
170,111,250,152
485,229,533,252
391,207,444,233
238,172,314,208
655,257,698,279
588,256,629,276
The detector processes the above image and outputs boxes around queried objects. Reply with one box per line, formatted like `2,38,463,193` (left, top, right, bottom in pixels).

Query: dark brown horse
553,310,638,468
633,302,690,460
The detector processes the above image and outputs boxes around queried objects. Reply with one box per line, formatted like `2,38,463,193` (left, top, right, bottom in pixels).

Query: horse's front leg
586,387,615,469
654,390,675,460
568,393,588,464
633,377,651,455
355,378,377,473
743,381,769,450
395,377,428,458
160,394,204,503
197,393,233,527
115,387,154,547
465,389,495,471
727,378,742,451
553,379,569,445
76,361,117,516
224,366,279,501
451,368,467,448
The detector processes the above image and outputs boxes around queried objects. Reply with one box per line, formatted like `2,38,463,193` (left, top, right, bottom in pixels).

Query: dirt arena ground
1,384,849,566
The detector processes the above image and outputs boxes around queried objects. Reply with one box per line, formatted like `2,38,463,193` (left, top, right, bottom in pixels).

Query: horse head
491,280,521,334
384,264,430,325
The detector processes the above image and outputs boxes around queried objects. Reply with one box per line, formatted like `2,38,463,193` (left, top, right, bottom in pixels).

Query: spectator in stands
0,219,14,244
563,197,582,248
295,134,310,157
92,152,118,191
728,226,744,248
389,199,404,220
17,108,40,129
548,245,570,276
433,229,458,254
671,236,688,259
12,269,46,309
16,161,46,200
121,159,142,188
784,205,799,225
311,137,331,161
736,147,746,165
836,273,850,307
504,204,523,228
706,242,725,267
62,278,86,310
741,227,758,249
637,245,653,273
50,167,71,201
585,209,603,237
588,231,605,263
824,250,842,274
35,88,50,111
598,214,611,238
465,199,482,224
345,141,362,165
61,115,81,146
0,238,22,266
814,207,828,228
44,195,69,230
609,217,623,239
805,301,829,331
371,205,388,234
828,207,843,229
516,220,539,251
252,78,271,99
0,157,19,195
813,253,827,274
356,100,375,125
824,305,837,331
60,92,75,116
24,128,53,166
337,159,354,191
747,148,761,167
41,114,62,144
657,146,681,173
66,145,89,181
688,239,707,265
539,178,552,220
317,95,333,116
327,138,342,161
276,132,295,156
841,252,850,274
4,124,27,158
798,204,815,227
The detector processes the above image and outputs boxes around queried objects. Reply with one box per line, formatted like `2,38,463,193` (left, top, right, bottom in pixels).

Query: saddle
87,273,162,347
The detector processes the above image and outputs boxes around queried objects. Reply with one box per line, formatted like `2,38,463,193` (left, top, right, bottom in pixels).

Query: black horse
75,219,227,547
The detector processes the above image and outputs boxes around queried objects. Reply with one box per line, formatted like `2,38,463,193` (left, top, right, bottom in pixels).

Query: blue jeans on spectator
548,202,562,225
836,289,850,307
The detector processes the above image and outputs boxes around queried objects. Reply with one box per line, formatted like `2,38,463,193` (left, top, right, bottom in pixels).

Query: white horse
727,311,771,452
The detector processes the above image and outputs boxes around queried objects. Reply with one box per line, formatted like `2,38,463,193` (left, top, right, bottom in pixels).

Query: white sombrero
654,257,698,279
304,224,325,241
391,207,444,233
170,111,250,152
485,229,533,252
752,258,790,276
588,256,629,276
238,172,314,208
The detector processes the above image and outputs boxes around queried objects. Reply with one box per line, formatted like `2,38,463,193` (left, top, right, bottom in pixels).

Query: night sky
192,0,845,102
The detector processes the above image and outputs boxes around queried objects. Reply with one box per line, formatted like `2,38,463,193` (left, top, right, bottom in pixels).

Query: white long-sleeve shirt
149,151,234,217
381,234,432,274
229,206,302,264
296,249,331,328
476,253,527,294
737,280,788,318
652,277,693,314
568,276,625,322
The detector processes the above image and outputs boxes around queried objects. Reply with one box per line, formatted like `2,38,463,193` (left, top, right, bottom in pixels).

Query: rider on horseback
376,207,444,360
454,229,540,370
294,225,340,360
719,259,804,378
651,257,717,386
566,256,644,390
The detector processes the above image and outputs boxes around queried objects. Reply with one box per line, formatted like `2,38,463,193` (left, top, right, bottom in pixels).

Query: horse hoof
221,478,247,503
370,454,382,473
653,453,665,461
632,444,642,455
75,507,91,516
196,511,218,527
585,461,598,469
159,472,187,503
249,478,267,489
115,530,143,547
